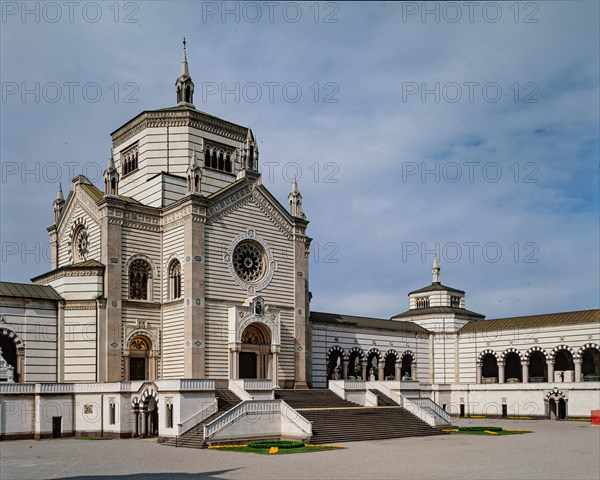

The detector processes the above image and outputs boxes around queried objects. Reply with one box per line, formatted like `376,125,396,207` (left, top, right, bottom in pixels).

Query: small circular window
233,241,265,283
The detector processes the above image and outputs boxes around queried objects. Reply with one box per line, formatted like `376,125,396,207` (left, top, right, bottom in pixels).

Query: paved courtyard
1,419,598,480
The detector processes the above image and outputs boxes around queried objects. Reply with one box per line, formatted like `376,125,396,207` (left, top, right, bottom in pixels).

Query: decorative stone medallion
224,230,276,293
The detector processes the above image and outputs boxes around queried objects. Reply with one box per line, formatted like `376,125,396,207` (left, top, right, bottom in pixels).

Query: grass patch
208,442,345,454
442,426,531,436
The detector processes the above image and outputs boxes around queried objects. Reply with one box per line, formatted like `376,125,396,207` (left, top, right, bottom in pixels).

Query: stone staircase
276,389,443,444
162,389,242,449
275,388,360,409
368,389,399,406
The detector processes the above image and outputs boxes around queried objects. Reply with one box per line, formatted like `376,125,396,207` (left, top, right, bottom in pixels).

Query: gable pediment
207,177,296,239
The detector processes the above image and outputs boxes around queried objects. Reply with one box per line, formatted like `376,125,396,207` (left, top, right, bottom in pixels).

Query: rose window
233,241,265,283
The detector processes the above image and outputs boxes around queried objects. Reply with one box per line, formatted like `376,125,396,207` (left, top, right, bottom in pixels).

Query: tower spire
187,145,202,194
53,182,65,223
432,254,440,284
180,37,190,78
176,37,195,107
104,148,119,196
288,176,305,218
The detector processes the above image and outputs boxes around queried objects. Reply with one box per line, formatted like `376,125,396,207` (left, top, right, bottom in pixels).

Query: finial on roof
190,145,198,167
432,254,440,284
179,37,190,79
107,149,116,171
56,183,64,201
176,38,194,106
288,176,305,218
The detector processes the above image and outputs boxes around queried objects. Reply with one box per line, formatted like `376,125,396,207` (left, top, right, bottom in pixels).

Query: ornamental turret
103,149,119,196
288,177,305,218
186,146,202,194
52,183,65,224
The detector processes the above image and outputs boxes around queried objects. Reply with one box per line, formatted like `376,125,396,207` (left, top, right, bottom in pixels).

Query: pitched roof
459,309,600,333
409,283,465,295
0,281,62,301
80,183,140,205
31,260,105,283
391,306,485,320
310,311,430,334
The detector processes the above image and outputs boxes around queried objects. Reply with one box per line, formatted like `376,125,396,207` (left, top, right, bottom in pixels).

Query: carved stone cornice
251,189,293,239
122,300,162,310
64,300,98,311
0,298,58,310
32,265,104,285
111,109,247,149
208,185,253,219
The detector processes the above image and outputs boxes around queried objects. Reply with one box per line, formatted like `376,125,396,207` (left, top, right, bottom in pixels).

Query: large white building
1,45,598,443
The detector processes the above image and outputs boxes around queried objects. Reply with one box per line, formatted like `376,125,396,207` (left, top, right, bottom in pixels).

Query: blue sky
1,1,598,319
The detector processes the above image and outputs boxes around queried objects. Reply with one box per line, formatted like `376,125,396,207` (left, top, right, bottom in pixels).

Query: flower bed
208,440,345,454
247,440,305,449
441,426,531,436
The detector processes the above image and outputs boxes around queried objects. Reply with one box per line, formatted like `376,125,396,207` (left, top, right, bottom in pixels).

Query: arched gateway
228,297,281,384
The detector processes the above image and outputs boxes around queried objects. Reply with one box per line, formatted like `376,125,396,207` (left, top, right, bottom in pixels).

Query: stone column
123,351,130,381
271,346,279,387
16,348,25,383
395,362,401,381
378,361,385,381
360,361,367,381
522,362,529,384
476,362,482,384
574,359,582,382
547,360,554,383
133,409,139,437
342,359,349,380
141,411,148,437
498,361,505,384
411,362,417,380
231,346,240,380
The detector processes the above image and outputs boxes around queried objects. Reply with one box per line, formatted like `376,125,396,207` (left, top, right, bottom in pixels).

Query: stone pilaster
292,218,310,388
183,196,207,378
47,225,59,269
98,200,123,382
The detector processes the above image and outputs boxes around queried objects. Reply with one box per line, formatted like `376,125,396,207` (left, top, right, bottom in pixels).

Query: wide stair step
302,407,443,444
162,388,242,449
275,389,360,409
277,388,442,444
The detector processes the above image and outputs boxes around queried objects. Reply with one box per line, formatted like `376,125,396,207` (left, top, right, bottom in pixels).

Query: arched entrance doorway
127,336,152,381
133,386,159,438
401,351,415,380
580,345,600,381
482,353,499,383
528,350,547,382
327,346,344,380
239,323,272,380
366,349,381,380
384,351,398,380
504,352,522,382
347,348,364,379
0,329,24,382
554,348,575,382
546,388,567,420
